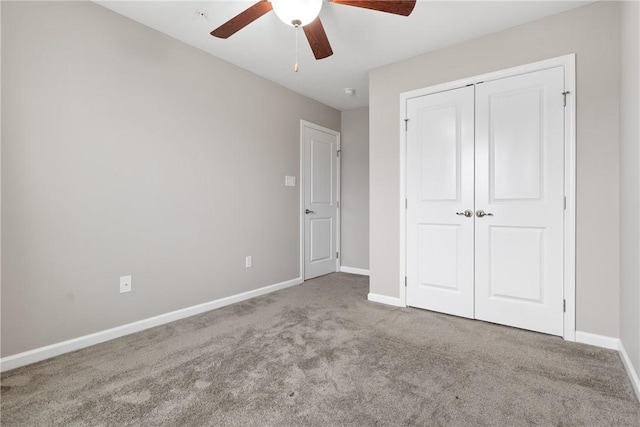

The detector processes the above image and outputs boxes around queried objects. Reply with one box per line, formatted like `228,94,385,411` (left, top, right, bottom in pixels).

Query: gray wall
369,1,621,337
1,1,340,357
0,1,3,354
340,107,369,270
619,0,640,373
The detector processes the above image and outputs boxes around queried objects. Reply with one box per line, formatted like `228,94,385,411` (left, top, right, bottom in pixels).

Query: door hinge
336,251,339,259
405,198,408,209
404,118,409,131
405,276,407,287
337,200,340,208
337,149,341,157
563,299,566,312
564,196,567,210
562,91,570,107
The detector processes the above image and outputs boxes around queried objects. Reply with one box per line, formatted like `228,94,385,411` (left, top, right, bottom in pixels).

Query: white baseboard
0,277,303,372
574,331,640,403
619,341,640,402
340,266,370,276
575,331,620,350
367,292,405,308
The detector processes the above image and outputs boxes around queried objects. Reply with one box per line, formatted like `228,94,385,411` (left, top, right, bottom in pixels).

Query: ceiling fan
210,0,417,60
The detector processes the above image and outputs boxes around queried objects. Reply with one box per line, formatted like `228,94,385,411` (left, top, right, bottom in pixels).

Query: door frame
299,120,341,280
398,54,576,341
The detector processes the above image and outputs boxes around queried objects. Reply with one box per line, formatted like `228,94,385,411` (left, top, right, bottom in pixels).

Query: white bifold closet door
406,85,476,319
474,67,565,335
407,67,565,336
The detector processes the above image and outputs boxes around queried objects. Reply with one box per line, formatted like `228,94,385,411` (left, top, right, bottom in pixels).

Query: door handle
476,210,494,218
456,210,474,218
305,209,315,214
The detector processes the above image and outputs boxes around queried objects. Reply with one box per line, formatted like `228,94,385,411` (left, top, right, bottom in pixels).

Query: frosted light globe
271,0,323,27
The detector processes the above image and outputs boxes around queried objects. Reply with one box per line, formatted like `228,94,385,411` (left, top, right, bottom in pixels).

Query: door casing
399,54,577,341
300,120,341,280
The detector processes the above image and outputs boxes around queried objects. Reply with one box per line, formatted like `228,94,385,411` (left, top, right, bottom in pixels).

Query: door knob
456,210,474,218
476,210,494,218
305,209,315,214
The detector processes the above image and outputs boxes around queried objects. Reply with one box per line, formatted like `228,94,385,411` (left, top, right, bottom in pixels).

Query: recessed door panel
489,226,544,303
490,89,543,201
418,105,459,202
418,224,460,291
310,218,332,262
311,140,333,205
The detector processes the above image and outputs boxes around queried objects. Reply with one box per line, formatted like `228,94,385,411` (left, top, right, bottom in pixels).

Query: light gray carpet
1,273,639,426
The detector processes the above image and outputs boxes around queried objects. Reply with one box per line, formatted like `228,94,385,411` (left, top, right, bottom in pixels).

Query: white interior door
406,86,475,318
405,66,566,336
474,67,565,336
302,122,339,280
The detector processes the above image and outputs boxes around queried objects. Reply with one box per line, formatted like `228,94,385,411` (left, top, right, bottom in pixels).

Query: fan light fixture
210,0,417,64
271,0,323,27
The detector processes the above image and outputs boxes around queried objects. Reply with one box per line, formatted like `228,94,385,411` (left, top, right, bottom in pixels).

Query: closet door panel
406,86,475,318
474,67,565,336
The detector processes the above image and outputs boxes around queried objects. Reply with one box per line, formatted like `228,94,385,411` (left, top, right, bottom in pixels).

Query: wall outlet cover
120,275,132,293
285,176,296,187
245,256,252,268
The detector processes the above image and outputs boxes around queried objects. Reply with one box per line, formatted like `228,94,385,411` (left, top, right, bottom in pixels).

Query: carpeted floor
1,273,639,426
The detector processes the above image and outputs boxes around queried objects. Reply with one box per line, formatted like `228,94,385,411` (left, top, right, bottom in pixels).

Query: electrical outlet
285,176,296,187
120,275,132,293
245,256,252,268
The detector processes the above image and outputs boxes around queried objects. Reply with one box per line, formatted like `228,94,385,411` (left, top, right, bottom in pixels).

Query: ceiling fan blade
211,1,273,39
331,0,416,16
303,17,333,60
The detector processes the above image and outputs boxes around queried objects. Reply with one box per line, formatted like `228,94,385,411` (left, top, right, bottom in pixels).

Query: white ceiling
96,0,591,111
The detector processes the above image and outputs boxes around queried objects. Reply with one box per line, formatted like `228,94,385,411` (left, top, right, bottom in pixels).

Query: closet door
474,67,565,336
406,86,475,318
